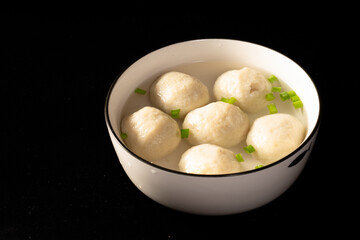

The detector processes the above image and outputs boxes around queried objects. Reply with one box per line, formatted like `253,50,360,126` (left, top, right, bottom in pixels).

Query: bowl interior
106,39,320,171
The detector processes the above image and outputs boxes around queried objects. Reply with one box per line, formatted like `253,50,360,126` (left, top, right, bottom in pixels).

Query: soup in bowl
105,39,320,215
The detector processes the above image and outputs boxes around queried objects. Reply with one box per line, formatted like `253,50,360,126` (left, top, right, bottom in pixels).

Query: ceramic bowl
105,39,321,215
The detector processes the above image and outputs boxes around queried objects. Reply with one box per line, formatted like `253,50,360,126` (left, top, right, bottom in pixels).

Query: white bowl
105,39,321,215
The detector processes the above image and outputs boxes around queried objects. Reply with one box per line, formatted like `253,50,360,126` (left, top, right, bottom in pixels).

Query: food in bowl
213,67,272,113
246,113,306,164
105,39,320,215
183,101,249,148
150,71,210,118
179,143,242,174
121,106,181,162
120,64,306,174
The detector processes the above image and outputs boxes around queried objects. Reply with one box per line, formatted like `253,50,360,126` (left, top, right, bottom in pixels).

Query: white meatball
150,71,210,118
246,113,306,165
121,106,181,162
183,101,249,148
179,144,242,174
213,67,272,113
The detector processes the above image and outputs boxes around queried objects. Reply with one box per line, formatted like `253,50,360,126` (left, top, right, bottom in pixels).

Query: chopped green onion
267,75,278,83
120,133,128,139
221,97,237,104
288,90,296,97
293,100,303,109
180,128,189,139
171,109,180,118
244,145,255,154
235,153,244,162
280,91,290,101
265,93,275,101
255,165,264,169
290,95,300,102
134,88,147,95
267,103,278,114
271,86,282,92
228,97,237,104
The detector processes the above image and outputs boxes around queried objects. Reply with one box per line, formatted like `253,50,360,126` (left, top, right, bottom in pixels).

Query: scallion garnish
235,153,244,162
267,103,278,114
288,90,296,98
287,91,303,109
293,100,303,109
267,75,278,83
280,91,290,101
271,86,282,92
120,133,128,139
134,88,147,95
244,145,255,154
181,128,189,139
290,95,300,102
255,165,264,169
221,97,237,104
171,109,180,118
265,93,275,101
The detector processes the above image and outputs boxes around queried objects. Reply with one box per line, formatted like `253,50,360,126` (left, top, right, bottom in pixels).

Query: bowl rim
104,38,322,178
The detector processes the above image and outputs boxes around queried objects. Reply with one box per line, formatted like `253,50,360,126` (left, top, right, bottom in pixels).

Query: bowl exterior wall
107,124,318,215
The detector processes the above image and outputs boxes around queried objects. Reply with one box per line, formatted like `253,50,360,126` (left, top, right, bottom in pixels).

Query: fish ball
121,106,181,162
179,144,242,174
213,67,272,113
246,113,306,165
150,71,210,118
183,101,249,148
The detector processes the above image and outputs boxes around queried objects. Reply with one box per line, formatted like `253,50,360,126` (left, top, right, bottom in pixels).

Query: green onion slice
293,100,303,109
134,88,147,95
181,128,189,139
267,103,278,114
271,86,282,92
171,109,180,118
221,97,237,104
267,75,278,83
280,91,290,101
288,90,296,97
235,153,244,162
120,133,128,139
255,165,264,169
290,95,300,102
265,93,275,101
244,145,255,154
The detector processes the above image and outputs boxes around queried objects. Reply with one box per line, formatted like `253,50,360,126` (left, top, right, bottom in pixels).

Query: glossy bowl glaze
105,39,320,215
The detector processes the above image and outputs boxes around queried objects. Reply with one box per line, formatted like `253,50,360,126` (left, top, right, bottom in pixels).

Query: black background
1,12,347,239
